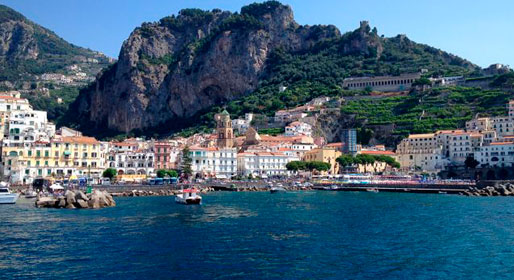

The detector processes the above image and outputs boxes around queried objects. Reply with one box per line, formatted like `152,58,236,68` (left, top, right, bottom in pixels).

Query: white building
395,133,447,173
3,110,55,146
475,142,514,168
466,101,514,138
108,150,155,176
307,96,331,106
0,94,55,144
285,121,312,137
189,146,237,179
232,113,254,134
237,151,293,177
274,110,307,123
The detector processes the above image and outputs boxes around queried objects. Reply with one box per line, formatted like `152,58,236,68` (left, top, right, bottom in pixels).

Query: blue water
1,191,514,279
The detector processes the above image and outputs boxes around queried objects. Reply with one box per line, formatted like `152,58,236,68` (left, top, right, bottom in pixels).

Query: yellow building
303,147,342,175
2,136,107,184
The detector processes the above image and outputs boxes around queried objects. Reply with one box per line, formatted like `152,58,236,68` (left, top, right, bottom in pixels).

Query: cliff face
0,20,39,61
73,2,341,133
0,4,112,85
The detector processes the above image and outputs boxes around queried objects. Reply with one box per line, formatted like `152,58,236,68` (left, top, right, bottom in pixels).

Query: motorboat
0,182,19,204
175,187,202,205
24,189,37,199
366,188,379,193
270,186,286,193
270,183,286,193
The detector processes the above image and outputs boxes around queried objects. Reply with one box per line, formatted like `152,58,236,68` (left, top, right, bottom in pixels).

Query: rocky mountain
0,4,112,88
66,1,477,136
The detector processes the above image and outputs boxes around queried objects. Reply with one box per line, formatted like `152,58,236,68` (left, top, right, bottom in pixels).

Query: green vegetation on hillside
491,72,514,89
0,4,111,83
340,86,512,137
186,24,477,133
22,86,80,121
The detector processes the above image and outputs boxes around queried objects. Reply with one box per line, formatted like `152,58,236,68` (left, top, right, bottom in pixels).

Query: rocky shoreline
108,186,314,197
459,184,514,196
35,189,116,209
110,188,214,197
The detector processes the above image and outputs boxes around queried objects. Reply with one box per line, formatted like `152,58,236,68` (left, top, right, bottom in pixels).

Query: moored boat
270,183,286,193
24,190,37,199
0,182,19,204
175,187,202,205
270,187,286,193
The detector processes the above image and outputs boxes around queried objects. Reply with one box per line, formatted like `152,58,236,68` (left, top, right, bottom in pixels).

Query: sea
1,191,514,280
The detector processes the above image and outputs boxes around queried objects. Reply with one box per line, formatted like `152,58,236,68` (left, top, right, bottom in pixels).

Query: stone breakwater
110,187,215,197
108,186,314,197
460,184,514,196
35,190,116,209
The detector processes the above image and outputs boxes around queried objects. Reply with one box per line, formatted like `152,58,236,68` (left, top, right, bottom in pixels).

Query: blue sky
1,0,513,68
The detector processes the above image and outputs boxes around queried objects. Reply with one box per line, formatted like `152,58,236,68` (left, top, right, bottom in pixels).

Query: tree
102,168,117,180
412,77,432,86
464,156,479,169
167,169,179,178
355,154,375,172
374,155,400,169
180,146,193,178
286,161,306,171
156,169,168,178
306,161,330,172
336,154,354,172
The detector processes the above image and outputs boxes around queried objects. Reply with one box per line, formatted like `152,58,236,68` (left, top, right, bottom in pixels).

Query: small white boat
0,183,19,204
330,185,340,190
24,190,37,199
175,187,202,205
366,188,379,193
270,186,286,193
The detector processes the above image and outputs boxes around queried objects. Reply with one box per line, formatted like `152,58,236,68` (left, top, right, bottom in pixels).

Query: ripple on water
2,193,514,279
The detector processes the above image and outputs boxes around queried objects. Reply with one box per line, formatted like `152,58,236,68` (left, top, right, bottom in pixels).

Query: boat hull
0,194,19,204
270,189,285,193
175,195,202,205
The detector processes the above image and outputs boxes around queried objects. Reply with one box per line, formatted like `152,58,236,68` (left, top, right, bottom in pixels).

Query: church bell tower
215,110,233,148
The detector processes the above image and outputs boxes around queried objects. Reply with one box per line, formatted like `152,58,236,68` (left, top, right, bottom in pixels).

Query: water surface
1,191,514,279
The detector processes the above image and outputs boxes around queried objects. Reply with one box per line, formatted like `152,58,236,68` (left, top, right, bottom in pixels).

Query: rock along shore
459,183,514,197
108,186,314,197
35,189,116,209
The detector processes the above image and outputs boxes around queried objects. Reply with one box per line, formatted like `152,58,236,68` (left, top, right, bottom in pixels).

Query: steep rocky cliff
70,2,342,134
68,1,476,136
0,4,111,85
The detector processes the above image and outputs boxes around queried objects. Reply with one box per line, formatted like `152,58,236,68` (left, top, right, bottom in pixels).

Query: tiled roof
408,133,435,138
62,136,99,145
326,142,343,147
490,142,514,146
360,150,395,155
